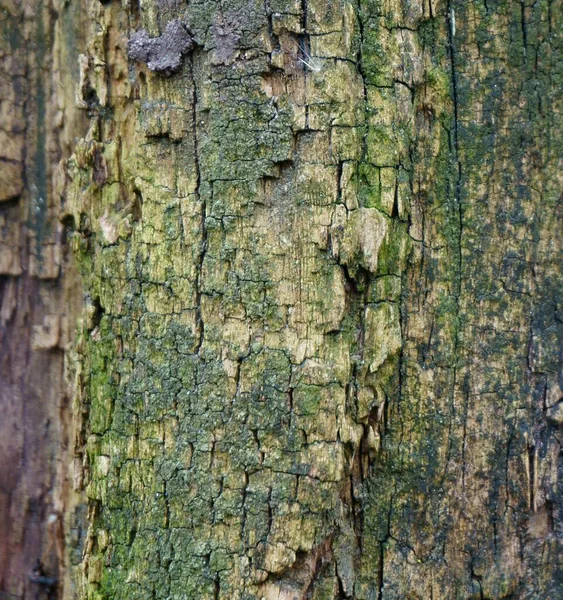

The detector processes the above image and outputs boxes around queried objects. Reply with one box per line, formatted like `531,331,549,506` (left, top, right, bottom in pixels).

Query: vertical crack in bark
445,1,465,515
461,383,469,493
299,0,309,57
377,539,385,600
446,0,463,303
355,0,369,162
527,441,536,512
520,0,528,56
190,53,206,353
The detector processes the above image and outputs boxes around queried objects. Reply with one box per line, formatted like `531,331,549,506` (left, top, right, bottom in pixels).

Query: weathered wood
1,0,561,598
0,1,85,597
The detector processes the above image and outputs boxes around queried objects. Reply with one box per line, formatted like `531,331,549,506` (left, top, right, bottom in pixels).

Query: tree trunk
1,0,561,598
0,1,84,597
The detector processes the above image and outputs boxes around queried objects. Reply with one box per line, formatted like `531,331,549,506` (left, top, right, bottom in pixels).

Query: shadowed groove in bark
190,51,206,354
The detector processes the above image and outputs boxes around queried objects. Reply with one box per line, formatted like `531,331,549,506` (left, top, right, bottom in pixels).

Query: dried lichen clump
128,19,195,74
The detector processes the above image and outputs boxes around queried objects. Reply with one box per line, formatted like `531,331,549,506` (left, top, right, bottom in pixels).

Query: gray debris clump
128,20,195,75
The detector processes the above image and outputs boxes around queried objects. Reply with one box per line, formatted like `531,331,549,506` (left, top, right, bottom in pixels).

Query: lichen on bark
36,0,563,598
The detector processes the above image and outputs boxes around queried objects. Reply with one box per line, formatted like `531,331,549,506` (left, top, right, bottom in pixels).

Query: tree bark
0,1,84,597
1,0,562,598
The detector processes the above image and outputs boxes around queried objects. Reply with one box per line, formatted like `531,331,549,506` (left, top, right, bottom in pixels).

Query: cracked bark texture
2,0,562,598
0,0,86,597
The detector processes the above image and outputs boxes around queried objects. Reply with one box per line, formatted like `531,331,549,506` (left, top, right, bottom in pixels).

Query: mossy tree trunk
1,0,562,598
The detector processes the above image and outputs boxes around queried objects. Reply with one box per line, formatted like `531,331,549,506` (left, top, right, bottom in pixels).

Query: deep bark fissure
446,0,463,297
190,53,206,354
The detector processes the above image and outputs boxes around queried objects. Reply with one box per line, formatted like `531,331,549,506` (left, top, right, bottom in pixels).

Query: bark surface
1,0,562,599
0,1,84,597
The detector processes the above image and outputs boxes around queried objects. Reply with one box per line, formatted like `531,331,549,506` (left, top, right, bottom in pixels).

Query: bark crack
190,53,206,354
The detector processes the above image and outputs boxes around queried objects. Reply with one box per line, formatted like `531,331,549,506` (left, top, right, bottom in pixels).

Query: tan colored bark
1,0,562,598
